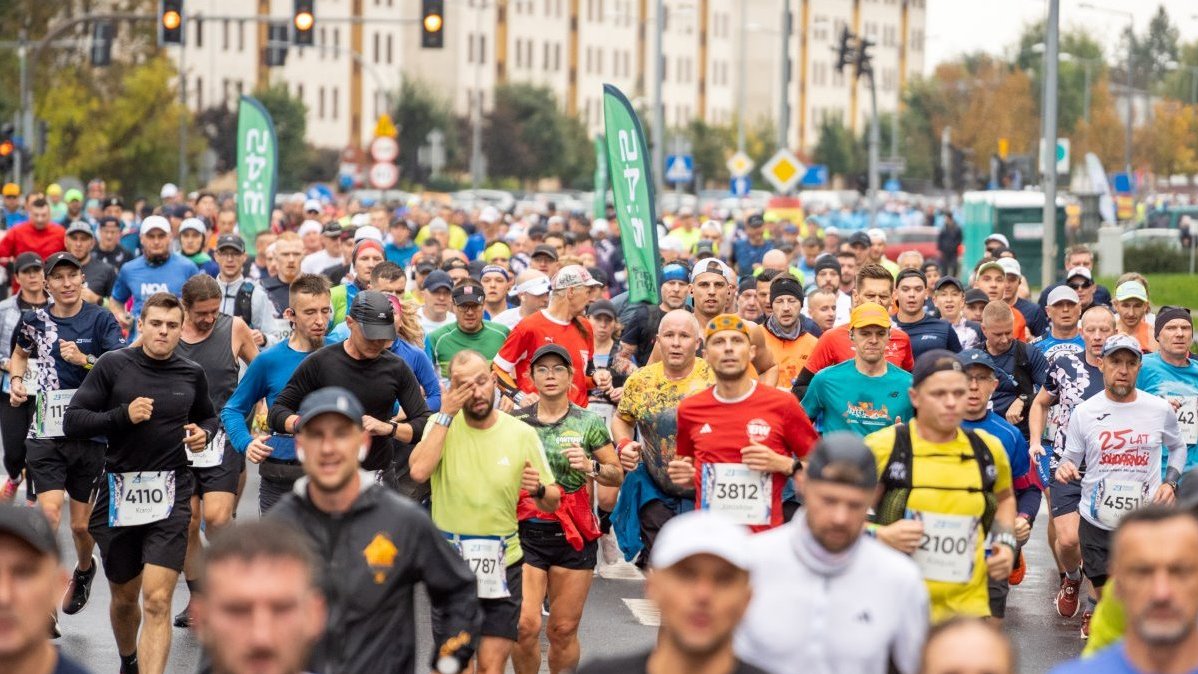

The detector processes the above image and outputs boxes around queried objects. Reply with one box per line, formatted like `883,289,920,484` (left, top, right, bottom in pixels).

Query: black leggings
0,400,34,480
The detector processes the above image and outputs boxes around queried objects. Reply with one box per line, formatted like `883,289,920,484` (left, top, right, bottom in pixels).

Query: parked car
1122,228,1181,251
884,225,943,262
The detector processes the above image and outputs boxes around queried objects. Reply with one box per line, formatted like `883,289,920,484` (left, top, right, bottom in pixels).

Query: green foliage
392,77,459,185
684,119,734,184
1120,242,1192,274
252,84,309,191
35,55,203,197
812,117,859,178
484,83,592,187
1123,6,1180,89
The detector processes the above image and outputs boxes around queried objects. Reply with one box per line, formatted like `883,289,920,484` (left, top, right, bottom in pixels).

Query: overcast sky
924,0,1198,75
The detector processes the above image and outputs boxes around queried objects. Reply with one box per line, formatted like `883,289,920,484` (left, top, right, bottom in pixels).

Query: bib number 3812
909,511,978,584
701,463,771,526
108,471,175,527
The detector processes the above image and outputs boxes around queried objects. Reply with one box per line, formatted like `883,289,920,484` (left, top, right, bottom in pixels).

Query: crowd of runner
1,178,1198,674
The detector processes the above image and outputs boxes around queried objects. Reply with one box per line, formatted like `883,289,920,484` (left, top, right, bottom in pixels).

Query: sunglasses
1067,281,1093,290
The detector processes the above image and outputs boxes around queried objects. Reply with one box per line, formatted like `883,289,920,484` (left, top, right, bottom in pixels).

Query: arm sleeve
615,374,640,423
0,233,13,259
111,268,131,303
791,367,816,400
899,334,915,371
785,398,819,458
424,335,436,366
413,512,483,673
493,324,526,374
408,348,442,412
268,358,316,433
63,356,130,438
252,286,283,346
585,414,614,451
189,370,220,438
13,313,32,352
803,334,835,375
98,312,127,352
395,361,431,438
221,358,268,452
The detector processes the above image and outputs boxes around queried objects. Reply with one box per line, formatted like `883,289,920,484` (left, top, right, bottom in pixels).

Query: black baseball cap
44,252,83,275
587,299,617,319
531,343,573,367
532,244,559,261
895,268,927,287
847,231,871,248
65,220,94,238
911,349,965,387
101,196,125,210
349,291,397,341
813,256,841,277
441,258,469,273
98,215,122,229
934,276,964,292
452,282,485,306
215,234,246,253
295,386,365,431
322,222,343,238
964,288,990,305
804,432,878,489
746,214,765,228
14,252,43,273
422,270,453,292
0,505,60,559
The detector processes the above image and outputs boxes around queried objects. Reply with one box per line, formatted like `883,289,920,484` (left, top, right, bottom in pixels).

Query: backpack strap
234,282,255,327
962,428,999,533
874,424,915,526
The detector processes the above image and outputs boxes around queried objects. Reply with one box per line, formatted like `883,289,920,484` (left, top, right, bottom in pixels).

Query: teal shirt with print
801,359,914,436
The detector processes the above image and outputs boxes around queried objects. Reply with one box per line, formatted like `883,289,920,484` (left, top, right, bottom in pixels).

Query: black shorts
519,520,598,571
25,437,104,503
432,560,523,642
188,434,244,496
637,500,682,568
1050,478,1083,518
89,469,194,584
1078,516,1112,586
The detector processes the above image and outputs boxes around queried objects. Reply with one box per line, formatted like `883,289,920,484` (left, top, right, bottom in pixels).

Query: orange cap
704,313,751,341
2,183,19,197
850,302,891,330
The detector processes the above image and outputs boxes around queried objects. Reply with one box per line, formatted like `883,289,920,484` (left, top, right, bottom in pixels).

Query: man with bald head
612,310,716,566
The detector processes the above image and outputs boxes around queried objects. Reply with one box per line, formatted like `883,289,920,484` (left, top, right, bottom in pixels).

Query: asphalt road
45,464,1083,673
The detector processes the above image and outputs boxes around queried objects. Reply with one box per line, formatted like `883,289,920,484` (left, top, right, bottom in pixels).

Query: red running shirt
803,323,915,375
495,310,595,407
676,382,818,530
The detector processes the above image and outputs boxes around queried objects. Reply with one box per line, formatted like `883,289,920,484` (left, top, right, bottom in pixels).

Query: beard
463,396,495,421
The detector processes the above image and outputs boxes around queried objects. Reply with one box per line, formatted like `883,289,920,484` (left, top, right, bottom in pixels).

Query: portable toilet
961,190,1065,288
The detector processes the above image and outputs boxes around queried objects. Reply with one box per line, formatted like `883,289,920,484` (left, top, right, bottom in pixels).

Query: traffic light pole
867,72,879,228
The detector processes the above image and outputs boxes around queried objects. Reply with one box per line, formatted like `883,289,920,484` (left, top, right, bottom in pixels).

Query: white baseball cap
690,258,735,284
140,215,171,236
179,218,207,236
303,199,323,213
297,220,324,237
479,206,501,224
353,225,384,243
511,275,551,297
159,183,179,200
984,233,1010,248
997,257,1022,278
649,510,751,570
1046,286,1080,306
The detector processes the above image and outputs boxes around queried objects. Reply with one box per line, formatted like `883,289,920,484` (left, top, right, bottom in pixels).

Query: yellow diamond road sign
762,149,804,193
726,151,754,178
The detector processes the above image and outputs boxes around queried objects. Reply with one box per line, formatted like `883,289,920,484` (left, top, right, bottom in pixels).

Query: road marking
622,598,660,627
598,561,644,580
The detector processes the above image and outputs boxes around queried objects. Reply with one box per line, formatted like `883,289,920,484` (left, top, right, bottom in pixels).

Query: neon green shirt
1083,580,1125,657
426,411,556,567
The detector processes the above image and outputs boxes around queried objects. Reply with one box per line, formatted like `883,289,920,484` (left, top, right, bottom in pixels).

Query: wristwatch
85,354,98,370
533,483,547,499
387,420,399,437
589,459,601,477
990,531,1018,554
433,412,454,427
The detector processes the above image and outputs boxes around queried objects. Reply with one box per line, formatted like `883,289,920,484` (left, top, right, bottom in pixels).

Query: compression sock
598,508,612,535
119,652,139,674
1065,568,1082,581
186,579,200,596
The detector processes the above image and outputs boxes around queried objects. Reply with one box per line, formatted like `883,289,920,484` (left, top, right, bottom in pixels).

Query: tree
1123,6,1180,90
196,104,238,174
1013,20,1107,135
483,83,591,187
1162,40,1198,104
252,84,309,191
35,55,203,197
684,119,734,185
392,77,459,185
812,117,858,178
1072,76,1126,171
1134,100,1198,175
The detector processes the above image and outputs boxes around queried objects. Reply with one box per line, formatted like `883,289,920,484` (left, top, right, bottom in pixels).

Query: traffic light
293,0,314,46
266,22,289,66
854,37,875,78
421,0,444,49
833,27,854,74
0,124,15,176
91,21,115,67
159,0,183,46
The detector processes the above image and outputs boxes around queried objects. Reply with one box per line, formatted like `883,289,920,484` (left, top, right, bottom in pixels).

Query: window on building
320,27,327,57
196,77,203,109
543,42,551,69
387,34,393,64
333,28,340,51
222,20,229,50
194,18,203,47
373,32,380,63
237,20,245,51
479,35,487,65
319,87,325,119
468,33,475,63
333,87,339,120
297,84,304,104
554,43,561,70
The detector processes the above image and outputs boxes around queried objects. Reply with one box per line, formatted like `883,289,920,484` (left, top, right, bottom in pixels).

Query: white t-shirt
492,307,525,330
418,307,456,337
301,250,341,275
1063,390,1186,530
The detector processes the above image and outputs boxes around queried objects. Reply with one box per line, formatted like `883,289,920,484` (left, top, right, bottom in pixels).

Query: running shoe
1080,610,1092,639
1055,576,1082,618
0,477,20,502
62,555,99,614
174,605,192,628
49,611,61,639
1009,551,1026,586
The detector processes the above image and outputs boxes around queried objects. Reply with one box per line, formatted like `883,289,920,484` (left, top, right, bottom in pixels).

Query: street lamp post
1040,0,1060,290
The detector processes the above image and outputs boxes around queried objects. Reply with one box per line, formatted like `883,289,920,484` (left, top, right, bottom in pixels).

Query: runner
109,216,199,338
957,349,1040,621
932,276,982,350
759,276,818,389
212,234,281,347
803,287,839,333
736,277,762,323
791,264,914,398
222,274,332,514
63,221,117,305
800,303,914,436
800,255,850,327
329,238,385,327
865,350,1017,623
94,216,135,270
7,252,125,626
734,433,928,674
972,259,1027,340
0,506,93,674
618,262,690,367
575,511,765,674
426,279,510,380
670,314,817,530
1029,305,1115,625
1055,334,1186,639
511,344,622,674
0,253,49,502
268,291,432,487
190,523,327,674
409,350,560,674
1113,280,1157,353
1031,286,1085,363
269,387,481,674
921,618,1015,674
999,258,1048,338
172,274,259,629
479,264,513,319
260,233,305,317
493,270,551,330
892,268,962,358
417,269,457,336
979,301,1047,435
63,292,218,674
612,310,712,565
494,265,604,407
1138,306,1198,473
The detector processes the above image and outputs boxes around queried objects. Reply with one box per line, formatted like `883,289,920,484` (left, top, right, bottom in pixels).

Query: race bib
701,463,772,526
2,358,38,394
107,471,175,527
588,402,615,427
449,536,509,599
34,388,76,439
188,429,226,469
1093,478,1145,529
909,511,978,584
1173,396,1198,445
